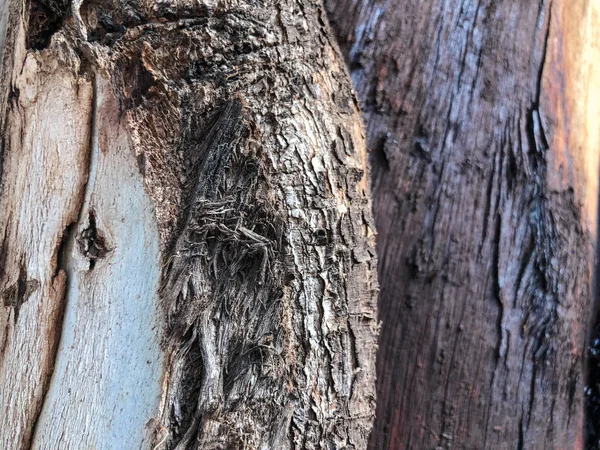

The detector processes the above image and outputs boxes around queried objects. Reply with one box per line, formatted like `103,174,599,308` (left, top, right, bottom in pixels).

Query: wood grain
30,76,165,450
326,0,600,448
0,32,92,449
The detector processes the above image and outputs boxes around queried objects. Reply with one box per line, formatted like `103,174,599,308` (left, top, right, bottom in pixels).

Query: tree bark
326,0,600,448
0,1,378,449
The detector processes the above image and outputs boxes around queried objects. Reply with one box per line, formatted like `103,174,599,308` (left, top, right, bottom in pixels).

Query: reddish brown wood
325,0,599,448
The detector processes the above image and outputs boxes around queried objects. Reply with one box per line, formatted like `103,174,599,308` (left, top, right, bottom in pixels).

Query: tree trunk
0,1,378,449
325,0,600,448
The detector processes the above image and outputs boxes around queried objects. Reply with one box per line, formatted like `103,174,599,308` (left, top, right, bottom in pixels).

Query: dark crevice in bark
517,416,525,450
567,359,578,424
492,216,503,361
26,0,70,50
120,57,157,109
0,258,39,323
76,209,111,270
53,222,76,280
0,136,5,194
370,135,390,172
0,218,10,282
1,220,39,329
533,2,552,109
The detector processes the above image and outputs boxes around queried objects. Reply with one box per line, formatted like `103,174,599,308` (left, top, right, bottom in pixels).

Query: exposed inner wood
0,28,93,449
30,75,165,450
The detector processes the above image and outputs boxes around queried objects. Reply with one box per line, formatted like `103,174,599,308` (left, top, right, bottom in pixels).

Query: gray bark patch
161,99,287,448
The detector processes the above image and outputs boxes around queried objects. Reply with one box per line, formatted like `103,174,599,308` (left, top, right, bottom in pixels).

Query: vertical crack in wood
28,73,98,449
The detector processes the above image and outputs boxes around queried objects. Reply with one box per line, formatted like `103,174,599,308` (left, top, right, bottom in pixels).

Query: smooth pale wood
0,19,165,448
30,77,165,450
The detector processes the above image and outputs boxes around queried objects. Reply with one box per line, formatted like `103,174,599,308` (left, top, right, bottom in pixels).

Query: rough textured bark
326,0,600,448
0,1,378,449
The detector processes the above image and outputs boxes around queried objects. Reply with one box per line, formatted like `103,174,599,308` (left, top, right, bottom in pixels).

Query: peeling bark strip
159,98,286,448
0,0,377,449
327,0,600,449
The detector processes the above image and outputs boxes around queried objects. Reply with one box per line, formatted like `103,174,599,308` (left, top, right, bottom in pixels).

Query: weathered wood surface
0,0,378,449
326,0,600,448
30,76,166,449
0,0,7,62
0,22,94,449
